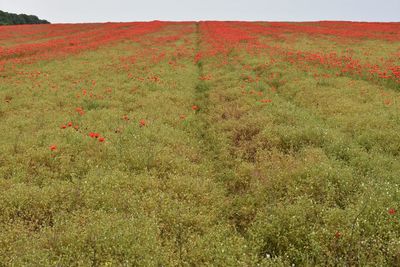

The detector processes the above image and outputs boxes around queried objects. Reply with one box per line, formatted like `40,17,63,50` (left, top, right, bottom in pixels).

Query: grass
0,22,400,266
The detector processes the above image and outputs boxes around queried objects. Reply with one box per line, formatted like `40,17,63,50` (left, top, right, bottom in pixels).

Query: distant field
0,21,400,266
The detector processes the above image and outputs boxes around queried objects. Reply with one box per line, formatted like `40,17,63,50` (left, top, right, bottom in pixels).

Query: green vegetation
0,10,50,25
0,22,399,266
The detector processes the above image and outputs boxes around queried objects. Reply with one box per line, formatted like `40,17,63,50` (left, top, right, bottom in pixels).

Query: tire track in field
193,23,237,187
192,23,252,235
155,23,253,265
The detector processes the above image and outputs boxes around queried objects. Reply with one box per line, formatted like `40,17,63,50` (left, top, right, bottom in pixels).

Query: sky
0,0,399,23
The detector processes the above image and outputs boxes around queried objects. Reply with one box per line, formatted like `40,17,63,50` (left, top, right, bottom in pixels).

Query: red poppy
89,132,99,138
384,99,392,106
74,125,79,130
139,119,147,127
194,52,202,63
335,231,341,238
99,137,105,142
68,122,73,127
61,125,67,129
192,105,199,111
76,107,85,115
49,145,57,151
389,208,396,215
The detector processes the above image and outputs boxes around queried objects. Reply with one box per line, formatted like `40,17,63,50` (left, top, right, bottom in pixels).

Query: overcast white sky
0,0,399,23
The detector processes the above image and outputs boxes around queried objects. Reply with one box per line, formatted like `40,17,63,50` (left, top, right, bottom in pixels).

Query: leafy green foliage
0,10,50,25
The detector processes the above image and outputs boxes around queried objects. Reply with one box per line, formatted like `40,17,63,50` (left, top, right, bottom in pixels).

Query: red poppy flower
68,122,73,127
76,107,85,115
192,105,199,111
61,125,67,129
139,119,147,127
49,145,57,151
335,231,341,238
74,125,79,130
384,99,392,106
389,208,396,215
89,132,99,138
99,137,105,142
194,52,202,63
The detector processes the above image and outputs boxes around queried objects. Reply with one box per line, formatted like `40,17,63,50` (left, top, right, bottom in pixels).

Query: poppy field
1,21,400,266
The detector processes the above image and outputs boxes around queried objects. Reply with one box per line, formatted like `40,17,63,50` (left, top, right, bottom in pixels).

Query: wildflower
200,75,212,81
384,99,392,106
89,132,99,138
123,115,129,121
150,75,160,82
61,125,67,129
194,52,202,63
335,231,341,238
389,208,396,215
139,119,147,127
74,125,79,130
99,137,105,142
49,145,57,151
76,107,85,115
68,122,73,127
192,105,199,111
